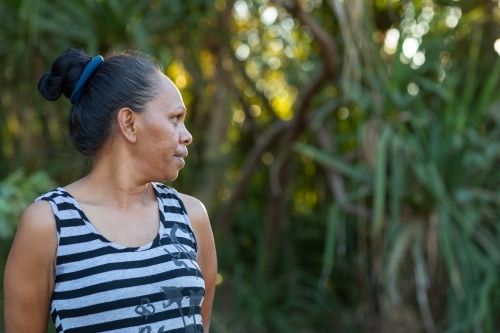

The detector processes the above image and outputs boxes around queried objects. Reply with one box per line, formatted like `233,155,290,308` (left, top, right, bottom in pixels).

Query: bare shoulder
18,200,57,236
10,199,58,260
6,199,58,273
178,193,214,248
5,199,58,284
178,193,209,227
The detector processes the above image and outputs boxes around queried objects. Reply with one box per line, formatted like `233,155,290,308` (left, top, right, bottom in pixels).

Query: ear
116,108,138,143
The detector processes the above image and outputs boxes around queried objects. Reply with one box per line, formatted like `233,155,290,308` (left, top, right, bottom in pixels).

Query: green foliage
294,1,500,331
0,170,56,239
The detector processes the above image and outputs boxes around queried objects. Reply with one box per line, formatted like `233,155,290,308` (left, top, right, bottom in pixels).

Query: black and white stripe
37,183,205,333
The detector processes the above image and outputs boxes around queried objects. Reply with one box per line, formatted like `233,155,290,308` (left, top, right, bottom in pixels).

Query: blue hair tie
70,55,104,104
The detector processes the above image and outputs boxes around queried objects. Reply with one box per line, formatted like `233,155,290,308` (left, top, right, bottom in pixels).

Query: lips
173,151,188,158
173,151,188,166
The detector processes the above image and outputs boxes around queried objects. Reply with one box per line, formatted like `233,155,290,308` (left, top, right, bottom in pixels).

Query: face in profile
133,75,193,182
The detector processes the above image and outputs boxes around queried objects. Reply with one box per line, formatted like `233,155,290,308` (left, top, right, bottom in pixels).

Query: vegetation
1,0,500,332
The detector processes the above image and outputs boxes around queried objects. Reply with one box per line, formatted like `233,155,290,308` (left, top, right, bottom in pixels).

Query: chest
79,202,161,248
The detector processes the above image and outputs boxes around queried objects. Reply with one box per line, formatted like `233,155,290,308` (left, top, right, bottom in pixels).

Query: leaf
414,76,452,102
372,126,392,238
319,203,339,286
412,231,436,332
386,222,417,304
455,28,482,128
438,208,465,300
389,135,404,226
293,143,372,182
476,57,500,111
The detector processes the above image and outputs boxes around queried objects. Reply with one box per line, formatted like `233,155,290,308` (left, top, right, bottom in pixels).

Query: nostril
184,133,193,145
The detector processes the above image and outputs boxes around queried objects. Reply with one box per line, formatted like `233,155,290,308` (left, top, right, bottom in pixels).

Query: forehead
151,75,185,110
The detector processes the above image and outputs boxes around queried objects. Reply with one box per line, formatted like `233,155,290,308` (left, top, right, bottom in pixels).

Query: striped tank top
36,183,205,333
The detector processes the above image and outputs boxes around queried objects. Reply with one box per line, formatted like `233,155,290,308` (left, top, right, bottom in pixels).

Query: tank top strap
152,183,199,258
35,187,88,239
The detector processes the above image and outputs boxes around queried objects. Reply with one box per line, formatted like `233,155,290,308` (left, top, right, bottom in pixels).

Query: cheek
141,123,176,156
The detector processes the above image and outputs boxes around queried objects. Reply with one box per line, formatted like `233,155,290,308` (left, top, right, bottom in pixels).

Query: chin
163,172,180,182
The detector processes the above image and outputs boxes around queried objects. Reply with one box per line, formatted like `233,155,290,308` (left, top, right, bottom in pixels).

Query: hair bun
38,48,92,101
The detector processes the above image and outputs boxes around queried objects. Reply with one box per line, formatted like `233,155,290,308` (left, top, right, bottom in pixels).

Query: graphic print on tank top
137,222,205,333
36,183,205,333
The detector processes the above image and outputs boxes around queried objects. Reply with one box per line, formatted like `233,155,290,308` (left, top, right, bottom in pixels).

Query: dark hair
38,48,162,156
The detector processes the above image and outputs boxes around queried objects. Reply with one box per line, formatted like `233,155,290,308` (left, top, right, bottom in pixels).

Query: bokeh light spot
262,152,274,165
494,39,500,56
216,273,223,285
412,51,425,67
337,107,349,120
402,37,419,58
249,105,261,117
232,109,245,125
260,6,278,25
233,0,250,20
235,43,250,61
384,28,400,54
407,82,419,96
218,188,231,201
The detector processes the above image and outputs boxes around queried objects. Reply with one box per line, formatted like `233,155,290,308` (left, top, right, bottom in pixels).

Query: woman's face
134,74,192,182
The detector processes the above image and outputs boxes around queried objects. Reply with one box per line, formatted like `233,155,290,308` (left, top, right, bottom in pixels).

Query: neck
78,151,155,210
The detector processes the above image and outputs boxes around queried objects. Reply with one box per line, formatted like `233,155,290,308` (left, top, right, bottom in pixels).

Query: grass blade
319,203,340,289
372,126,392,238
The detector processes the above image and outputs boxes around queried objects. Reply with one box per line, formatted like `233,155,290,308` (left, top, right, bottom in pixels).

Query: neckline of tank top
56,183,164,251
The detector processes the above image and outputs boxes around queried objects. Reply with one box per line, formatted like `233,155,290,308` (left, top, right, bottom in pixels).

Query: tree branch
217,1,341,225
268,1,341,191
216,120,291,228
316,125,372,219
288,0,339,77
284,0,339,142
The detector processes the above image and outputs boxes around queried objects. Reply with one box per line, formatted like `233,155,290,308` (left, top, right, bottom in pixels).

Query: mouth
173,152,188,159
173,151,188,166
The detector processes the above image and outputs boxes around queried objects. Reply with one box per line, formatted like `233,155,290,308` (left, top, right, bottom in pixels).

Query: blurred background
1,0,500,332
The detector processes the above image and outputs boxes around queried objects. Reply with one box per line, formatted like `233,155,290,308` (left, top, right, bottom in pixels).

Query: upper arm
4,200,58,333
179,193,217,332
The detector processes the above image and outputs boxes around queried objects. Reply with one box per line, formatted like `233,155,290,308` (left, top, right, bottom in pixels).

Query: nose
180,123,193,145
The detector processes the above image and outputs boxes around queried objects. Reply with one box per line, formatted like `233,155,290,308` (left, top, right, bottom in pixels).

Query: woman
4,49,217,333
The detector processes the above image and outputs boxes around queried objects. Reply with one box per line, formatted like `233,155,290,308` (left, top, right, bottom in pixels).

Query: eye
171,113,184,123
170,108,186,122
